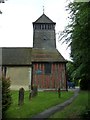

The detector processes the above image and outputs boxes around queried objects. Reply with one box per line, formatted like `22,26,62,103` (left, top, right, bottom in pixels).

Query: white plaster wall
6,67,32,90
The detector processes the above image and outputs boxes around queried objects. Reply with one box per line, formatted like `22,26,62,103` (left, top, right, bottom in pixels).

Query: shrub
1,76,12,118
80,79,88,90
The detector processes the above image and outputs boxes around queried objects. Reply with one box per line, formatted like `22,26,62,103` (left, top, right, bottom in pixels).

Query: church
1,13,67,91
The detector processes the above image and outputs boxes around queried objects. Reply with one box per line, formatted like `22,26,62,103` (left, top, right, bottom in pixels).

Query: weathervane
43,5,45,14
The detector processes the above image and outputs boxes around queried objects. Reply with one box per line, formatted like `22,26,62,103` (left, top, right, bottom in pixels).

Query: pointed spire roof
33,14,56,24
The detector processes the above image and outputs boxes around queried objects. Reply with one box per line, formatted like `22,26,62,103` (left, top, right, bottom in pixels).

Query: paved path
30,88,80,119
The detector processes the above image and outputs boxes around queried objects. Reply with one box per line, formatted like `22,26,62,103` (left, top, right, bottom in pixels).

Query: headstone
29,89,32,100
18,87,24,105
32,86,38,97
30,85,38,98
29,85,32,100
58,87,61,98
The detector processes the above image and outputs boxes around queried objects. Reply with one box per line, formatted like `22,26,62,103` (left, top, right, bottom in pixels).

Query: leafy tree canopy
60,1,90,90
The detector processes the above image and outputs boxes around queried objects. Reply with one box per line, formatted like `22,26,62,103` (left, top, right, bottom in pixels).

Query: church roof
33,14,56,24
1,47,32,66
1,47,66,66
31,48,66,63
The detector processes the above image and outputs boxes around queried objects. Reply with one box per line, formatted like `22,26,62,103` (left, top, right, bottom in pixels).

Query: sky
0,0,72,61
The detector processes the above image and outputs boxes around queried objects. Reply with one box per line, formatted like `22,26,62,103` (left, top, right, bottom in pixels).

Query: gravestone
28,85,38,99
58,87,61,98
32,85,38,97
18,87,24,105
29,90,32,100
29,85,32,100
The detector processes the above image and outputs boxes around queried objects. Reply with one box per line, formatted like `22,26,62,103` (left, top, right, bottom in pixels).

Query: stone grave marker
18,87,24,105
58,87,61,98
29,85,32,100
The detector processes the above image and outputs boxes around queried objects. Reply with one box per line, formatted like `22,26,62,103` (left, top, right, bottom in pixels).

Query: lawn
6,90,74,118
49,91,89,119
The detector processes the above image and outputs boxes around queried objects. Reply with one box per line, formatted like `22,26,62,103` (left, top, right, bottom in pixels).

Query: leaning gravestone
18,87,24,105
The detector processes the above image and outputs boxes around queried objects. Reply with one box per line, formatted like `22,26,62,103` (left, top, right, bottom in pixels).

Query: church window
42,24,44,29
40,24,41,29
50,25,51,29
48,25,52,29
38,24,40,29
48,25,50,29
34,24,41,29
45,63,51,74
46,24,48,29
34,24,54,30
45,24,47,29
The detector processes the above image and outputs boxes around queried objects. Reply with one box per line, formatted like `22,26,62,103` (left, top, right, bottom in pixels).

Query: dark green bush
80,79,88,90
1,76,12,118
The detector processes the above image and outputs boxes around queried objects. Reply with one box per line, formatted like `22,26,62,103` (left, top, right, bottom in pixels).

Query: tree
66,61,75,81
66,60,81,86
1,76,12,118
59,1,90,90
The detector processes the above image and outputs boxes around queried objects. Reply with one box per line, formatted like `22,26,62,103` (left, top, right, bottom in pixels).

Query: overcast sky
0,0,72,60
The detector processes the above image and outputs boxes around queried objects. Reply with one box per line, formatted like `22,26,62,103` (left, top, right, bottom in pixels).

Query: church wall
32,63,66,90
6,67,31,90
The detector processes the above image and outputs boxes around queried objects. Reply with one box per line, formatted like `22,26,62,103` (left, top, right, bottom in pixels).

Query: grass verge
49,91,89,119
6,90,74,118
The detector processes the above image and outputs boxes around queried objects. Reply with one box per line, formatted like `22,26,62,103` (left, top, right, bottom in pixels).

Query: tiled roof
33,14,56,24
1,47,66,66
2,47,32,66
31,48,66,62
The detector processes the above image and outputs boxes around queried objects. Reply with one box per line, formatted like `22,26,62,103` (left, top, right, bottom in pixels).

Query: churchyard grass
6,90,74,118
49,91,89,119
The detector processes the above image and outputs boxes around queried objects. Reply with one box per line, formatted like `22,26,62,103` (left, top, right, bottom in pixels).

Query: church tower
33,13,56,49
31,13,67,90
1,13,67,91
